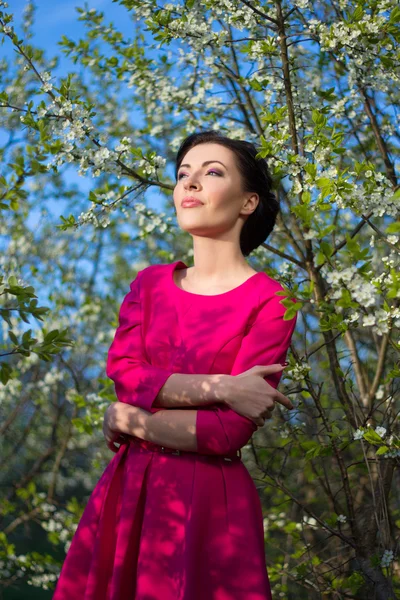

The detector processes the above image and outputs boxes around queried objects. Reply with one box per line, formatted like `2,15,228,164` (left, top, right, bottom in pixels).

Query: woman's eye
177,170,221,180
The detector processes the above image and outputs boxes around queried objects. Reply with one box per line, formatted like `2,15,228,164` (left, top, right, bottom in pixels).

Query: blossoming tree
0,0,399,597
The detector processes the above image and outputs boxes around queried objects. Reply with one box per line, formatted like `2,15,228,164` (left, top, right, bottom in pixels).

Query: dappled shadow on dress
53,260,297,599
53,440,270,600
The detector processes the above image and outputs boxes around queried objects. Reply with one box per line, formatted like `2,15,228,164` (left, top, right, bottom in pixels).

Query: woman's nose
184,179,199,189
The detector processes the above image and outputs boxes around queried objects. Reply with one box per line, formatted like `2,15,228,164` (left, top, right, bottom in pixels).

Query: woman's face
173,142,258,238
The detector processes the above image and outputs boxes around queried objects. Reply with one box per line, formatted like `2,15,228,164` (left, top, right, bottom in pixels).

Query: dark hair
174,130,280,257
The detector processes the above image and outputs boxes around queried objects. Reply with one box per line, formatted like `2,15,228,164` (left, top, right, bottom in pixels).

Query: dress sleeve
106,271,175,412
196,293,298,455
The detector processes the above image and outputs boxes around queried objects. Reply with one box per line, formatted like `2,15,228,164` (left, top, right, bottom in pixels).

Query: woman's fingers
105,430,127,452
103,404,129,452
271,389,294,410
107,438,125,452
254,408,274,427
107,440,119,453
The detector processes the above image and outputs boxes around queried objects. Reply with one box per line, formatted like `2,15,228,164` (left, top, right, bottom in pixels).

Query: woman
52,130,298,600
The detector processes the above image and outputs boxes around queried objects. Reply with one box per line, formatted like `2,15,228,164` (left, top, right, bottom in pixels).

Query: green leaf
320,241,333,257
352,6,364,21
312,110,327,126
249,79,263,92
389,6,400,23
291,203,312,226
363,429,384,445
283,306,300,320
386,222,400,234
9,330,19,345
0,363,13,385
304,163,317,178
304,441,321,459
43,330,60,344
315,86,337,101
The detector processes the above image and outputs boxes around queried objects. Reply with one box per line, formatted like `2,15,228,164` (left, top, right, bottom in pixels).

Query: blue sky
11,0,131,60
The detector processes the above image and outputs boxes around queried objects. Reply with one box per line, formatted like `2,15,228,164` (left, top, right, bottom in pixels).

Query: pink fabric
53,260,298,600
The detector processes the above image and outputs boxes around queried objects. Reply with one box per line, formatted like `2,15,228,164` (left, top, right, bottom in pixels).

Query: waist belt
128,437,242,462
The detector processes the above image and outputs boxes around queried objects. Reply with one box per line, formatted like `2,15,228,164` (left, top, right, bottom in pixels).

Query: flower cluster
348,179,400,218
278,421,306,439
309,9,398,92
279,426,290,439
27,572,58,589
286,361,311,382
381,549,395,568
263,511,289,533
354,425,389,441
325,265,399,336
381,448,400,459
25,89,167,186
353,426,400,459
0,549,59,591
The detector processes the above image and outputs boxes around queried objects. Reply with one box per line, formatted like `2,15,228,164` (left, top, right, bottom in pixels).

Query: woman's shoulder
133,261,173,286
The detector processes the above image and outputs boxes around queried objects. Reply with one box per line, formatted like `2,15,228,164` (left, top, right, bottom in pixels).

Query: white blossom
381,550,394,568
375,426,387,439
304,229,319,240
353,428,364,440
362,314,375,327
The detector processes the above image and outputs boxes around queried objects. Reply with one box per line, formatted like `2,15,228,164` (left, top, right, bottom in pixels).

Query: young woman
52,130,298,600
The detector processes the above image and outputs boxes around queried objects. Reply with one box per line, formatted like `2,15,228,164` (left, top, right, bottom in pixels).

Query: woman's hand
103,403,130,453
225,364,294,428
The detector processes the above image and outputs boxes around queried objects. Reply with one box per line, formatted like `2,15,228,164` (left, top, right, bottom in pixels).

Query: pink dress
52,260,298,600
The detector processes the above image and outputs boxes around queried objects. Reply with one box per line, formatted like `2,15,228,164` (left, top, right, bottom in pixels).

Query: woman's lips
181,200,203,207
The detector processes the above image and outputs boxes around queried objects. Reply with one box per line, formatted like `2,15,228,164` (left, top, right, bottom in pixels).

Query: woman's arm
104,402,198,452
104,367,275,455
105,362,294,455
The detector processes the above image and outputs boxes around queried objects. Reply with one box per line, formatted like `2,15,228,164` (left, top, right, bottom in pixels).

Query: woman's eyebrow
178,160,227,169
